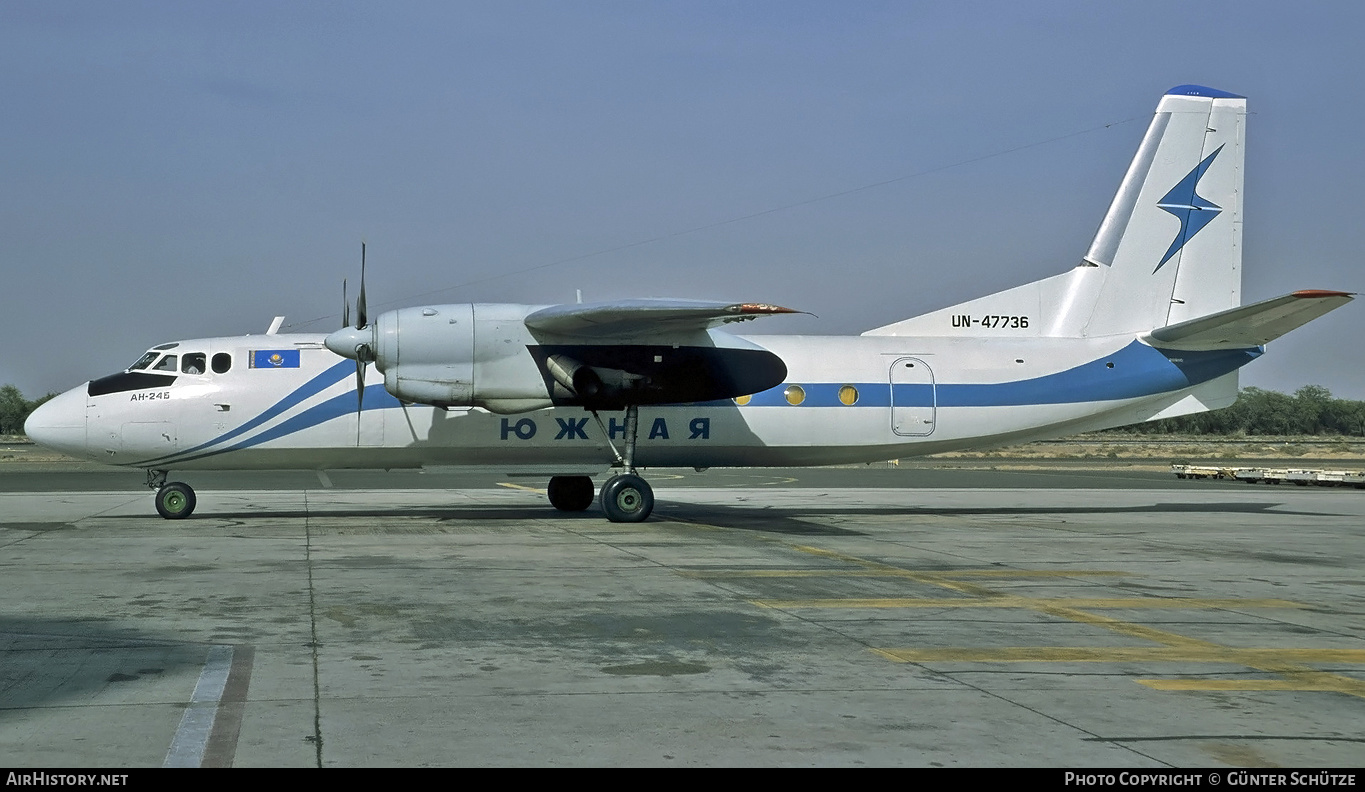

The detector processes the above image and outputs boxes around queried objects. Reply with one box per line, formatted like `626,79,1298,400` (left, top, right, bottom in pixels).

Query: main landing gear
599,473,653,523
146,469,197,519
546,475,595,511
584,404,656,523
547,405,656,522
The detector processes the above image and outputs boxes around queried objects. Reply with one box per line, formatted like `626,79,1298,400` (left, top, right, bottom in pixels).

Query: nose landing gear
146,469,197,519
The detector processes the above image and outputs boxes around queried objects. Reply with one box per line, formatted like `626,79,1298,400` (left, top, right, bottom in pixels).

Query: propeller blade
355,355,366,445
356,242,368,330
342,278,350,329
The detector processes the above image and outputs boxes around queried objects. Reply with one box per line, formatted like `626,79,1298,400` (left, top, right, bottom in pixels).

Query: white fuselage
29,326,1255,474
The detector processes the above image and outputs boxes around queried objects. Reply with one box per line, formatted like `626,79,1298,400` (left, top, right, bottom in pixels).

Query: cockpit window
211,353,231,374
152,354,178,372
129,351,159,371
182,353,206,375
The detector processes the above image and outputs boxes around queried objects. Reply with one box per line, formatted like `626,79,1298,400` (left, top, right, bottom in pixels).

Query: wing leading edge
524,298,803,339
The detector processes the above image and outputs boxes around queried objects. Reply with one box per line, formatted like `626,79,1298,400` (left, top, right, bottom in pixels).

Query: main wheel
547,475,595,511
155,482,197,519
599,474,654,523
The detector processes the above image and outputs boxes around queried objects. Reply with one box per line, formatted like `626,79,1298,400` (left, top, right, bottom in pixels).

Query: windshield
128,351,159,371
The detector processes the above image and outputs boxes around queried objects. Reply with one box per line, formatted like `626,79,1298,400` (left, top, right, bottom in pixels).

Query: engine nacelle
368,303,558,412
329,302,789,414
371,304,476,407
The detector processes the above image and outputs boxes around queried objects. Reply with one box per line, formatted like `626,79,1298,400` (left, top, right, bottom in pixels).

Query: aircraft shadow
653,499,1340,536
85,498,1337,539
0,616,217,713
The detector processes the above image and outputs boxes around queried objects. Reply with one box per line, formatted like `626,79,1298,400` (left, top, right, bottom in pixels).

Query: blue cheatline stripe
137,359,355,466
170,384,401,463
726,341,1259,408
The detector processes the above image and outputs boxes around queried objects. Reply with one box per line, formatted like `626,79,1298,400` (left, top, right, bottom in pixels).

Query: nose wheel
146,470,197,519
154,482,197,519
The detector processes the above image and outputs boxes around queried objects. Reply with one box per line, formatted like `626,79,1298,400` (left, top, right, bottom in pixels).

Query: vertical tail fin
864,86,1248,340
1082,85,1246,335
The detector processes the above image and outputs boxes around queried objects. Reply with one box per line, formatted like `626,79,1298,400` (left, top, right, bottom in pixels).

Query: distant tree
0,385,58,436
1104,385,1365,436
0,385,28,435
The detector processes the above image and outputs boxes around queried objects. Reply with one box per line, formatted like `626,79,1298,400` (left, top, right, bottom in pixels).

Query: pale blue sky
2,1,1361,398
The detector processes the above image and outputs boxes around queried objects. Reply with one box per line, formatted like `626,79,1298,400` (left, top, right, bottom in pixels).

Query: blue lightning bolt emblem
1154,144,1224,272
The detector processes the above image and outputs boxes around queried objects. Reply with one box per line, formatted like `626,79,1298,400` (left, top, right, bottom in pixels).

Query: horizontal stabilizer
1142,290,1353,350
525,298,803,339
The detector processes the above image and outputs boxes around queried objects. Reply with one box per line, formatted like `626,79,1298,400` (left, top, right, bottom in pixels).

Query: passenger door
890,357,936,437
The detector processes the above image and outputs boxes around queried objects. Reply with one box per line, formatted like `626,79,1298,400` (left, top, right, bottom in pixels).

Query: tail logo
1154,144,1225,272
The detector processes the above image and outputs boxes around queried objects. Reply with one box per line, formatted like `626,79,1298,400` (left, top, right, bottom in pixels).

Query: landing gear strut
593,404,655,523
146,469,197,519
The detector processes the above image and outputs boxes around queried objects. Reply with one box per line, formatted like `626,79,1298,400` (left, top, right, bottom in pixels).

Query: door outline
890,357,936,437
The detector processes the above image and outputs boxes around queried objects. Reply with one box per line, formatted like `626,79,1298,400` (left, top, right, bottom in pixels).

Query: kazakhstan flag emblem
250,349,301,369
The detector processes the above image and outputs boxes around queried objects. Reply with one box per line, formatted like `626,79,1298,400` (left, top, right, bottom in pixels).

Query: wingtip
729,303,805,316
1291,289,1355,299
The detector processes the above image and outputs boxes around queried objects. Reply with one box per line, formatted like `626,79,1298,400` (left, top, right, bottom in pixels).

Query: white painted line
316,470,333,488
163,645,234,768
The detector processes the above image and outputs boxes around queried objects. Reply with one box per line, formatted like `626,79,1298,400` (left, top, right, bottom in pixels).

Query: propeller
327,243,376,445
356,242,368,332
352,242,373,422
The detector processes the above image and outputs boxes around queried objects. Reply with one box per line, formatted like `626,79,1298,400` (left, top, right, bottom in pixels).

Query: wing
522,299,802,407
524,298,803,339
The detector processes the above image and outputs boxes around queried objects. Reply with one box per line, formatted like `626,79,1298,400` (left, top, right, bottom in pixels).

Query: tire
547,475,595,511
599,474,654,523
155,482,197,519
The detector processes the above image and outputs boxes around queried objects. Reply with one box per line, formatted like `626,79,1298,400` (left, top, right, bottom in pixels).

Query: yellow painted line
875,647,1365,663
660,516,724,532
935,570,1132,578
760,547,1365,700
752,597,1305,610
1139,678,1365,697
683,569,1132,579
683,569,890,578
497,482,544,494
787,546,996,596
1033,603,1211,650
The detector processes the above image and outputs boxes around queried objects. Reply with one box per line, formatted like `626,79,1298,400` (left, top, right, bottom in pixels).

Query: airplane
24,85,1354,523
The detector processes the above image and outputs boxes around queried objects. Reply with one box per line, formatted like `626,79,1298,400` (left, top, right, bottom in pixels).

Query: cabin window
182,353,207,375
784,385,806,406
733,394,752,406
152,354,178,372
212,353,232,374
129,351,159,371
838,385,859,405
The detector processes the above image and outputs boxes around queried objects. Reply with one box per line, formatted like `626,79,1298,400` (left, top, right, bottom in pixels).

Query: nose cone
24,386,88,458
325,326,372,359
